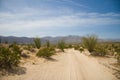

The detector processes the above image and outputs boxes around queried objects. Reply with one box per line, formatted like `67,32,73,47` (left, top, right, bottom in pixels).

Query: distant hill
0,35,82,44
0,35,120,44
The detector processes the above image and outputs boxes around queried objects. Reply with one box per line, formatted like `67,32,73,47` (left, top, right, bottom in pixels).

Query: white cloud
0,7,120,32
0,14,120,31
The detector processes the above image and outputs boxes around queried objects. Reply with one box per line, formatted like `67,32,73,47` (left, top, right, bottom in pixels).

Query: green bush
68,44,72,48
23,44,35,52
11,44,21,54
34,37,41,49
116,52,120,62
114,46,120,62
58,40,65,52
0,44,21,69
36,47,55,58
65,44,73,49
82,35,98,52
94,46,107,56
73,45,84,53
79,47,84,53
74,45,80,50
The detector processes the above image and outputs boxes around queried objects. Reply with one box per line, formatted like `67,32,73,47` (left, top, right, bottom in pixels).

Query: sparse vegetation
0,36,120,80
23,44,35,52
79,47,84,53
0,44,21,69
68,44,72,48
36,47,55,58
58,40,65,52
34,37,41,49
94,44,107,56
74,45,80,50
116,52,120,62
113,43,120,62
73,45,84,53
82,35,98,52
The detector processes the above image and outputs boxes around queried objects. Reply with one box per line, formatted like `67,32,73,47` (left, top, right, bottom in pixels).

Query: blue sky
0,0,120,39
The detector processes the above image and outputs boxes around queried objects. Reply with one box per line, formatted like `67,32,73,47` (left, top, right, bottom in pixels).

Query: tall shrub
82,35,98,52
58,40,65,52
34,37,41,49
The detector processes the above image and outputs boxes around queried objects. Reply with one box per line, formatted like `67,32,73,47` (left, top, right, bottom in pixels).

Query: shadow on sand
45,57,58,62
0,66,26,76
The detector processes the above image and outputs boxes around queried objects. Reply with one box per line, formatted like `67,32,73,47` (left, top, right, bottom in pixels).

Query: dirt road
1,49,117,80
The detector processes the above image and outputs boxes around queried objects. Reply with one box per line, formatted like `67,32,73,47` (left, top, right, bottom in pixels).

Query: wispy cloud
55,0,88,8
0,10,120,33
0,7,120,29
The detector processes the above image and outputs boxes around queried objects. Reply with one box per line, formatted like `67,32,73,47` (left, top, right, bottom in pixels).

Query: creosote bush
73,45,84,53
23,44,35,52
74,45,80,50
68,44,72,48
79,47,84,53
94,45,107,56
34,37,41,49
82,35,98,52
36,47,55,58
0,44,21,69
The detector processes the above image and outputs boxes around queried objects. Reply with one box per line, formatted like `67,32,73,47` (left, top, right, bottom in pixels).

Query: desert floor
1,49,117,80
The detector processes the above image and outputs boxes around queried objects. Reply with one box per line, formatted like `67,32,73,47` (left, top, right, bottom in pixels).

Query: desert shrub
34,37,41,49
65,44,73,49
27,45,32,50
74,45,80,50
36,47,55,58
68,44,72,48
0,44,21,69
48,46,55,51
58,40,65,52
23,44,35,52
82,35,98,52
79,47,84,53
11,44,21,54
21,53,30,58
114,46,120,62
23,46,29,50
116,52,120,62
73,45,84,53
94,45,107,56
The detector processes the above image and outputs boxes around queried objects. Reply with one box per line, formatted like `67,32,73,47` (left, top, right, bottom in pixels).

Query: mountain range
0,35,120,44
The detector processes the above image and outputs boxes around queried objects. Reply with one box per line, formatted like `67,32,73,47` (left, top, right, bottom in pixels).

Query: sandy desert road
1,49,117,80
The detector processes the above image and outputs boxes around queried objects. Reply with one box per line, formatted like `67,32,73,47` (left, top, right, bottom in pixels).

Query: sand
1,49,117,80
